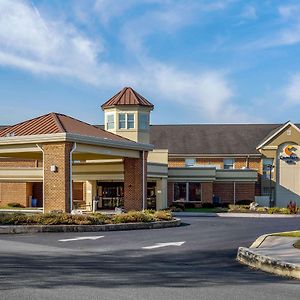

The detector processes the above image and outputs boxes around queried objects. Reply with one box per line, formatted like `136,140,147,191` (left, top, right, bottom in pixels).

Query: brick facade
213,182,234,203
235,182,255,202
0,182,32,207
201,182,213,203
43,142,74,213
123,152,147,211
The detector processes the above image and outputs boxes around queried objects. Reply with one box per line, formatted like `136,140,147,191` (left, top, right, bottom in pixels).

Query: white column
156,178,168,210
85,180,97,211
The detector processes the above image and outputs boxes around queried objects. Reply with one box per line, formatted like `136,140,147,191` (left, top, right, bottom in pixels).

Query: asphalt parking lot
0,217,300,300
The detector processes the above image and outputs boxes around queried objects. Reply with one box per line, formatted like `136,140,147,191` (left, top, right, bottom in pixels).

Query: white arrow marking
58,236,104,242
142,241,185,249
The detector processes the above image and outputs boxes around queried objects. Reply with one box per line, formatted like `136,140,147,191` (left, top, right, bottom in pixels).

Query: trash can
31,198,37,207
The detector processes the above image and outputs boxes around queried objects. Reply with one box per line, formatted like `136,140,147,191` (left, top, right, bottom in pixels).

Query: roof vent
5,132,15,137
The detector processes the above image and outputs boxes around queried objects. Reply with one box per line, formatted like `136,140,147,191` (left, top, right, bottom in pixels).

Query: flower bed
0,210,173,226
228,205,299,214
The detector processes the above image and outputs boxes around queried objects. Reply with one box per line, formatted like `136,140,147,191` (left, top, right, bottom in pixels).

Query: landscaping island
0,210,181,234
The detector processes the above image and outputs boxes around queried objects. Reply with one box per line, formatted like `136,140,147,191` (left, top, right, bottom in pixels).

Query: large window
107,114,114,130
118,113,135,129
139,113,149,130
262,158,274,179
224,158,234,169
174,182,202,202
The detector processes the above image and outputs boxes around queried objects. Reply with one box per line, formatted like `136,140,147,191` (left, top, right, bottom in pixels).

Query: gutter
69,143,77,212
36,144,45,213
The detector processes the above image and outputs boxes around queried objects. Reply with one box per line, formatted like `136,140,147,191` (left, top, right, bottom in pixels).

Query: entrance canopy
0,113,153,212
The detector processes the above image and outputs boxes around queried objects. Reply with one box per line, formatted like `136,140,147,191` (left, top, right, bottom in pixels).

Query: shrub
153,210,172,221
268,207,291,215
112,211,155,224
169,206,184,212
219,202,230,208
228,205,249,213
236,200,252,205
7,203,25,208
201,203,215,208
184,203,195,209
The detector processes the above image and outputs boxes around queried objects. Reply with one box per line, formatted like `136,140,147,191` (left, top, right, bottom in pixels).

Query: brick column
123,151,147,211
43,142,73,213
202,182,213,203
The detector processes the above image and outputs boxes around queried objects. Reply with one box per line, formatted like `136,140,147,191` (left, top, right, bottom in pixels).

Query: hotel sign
279,145,298,163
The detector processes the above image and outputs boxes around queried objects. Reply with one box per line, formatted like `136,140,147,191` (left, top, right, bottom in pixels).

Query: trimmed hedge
0,210,173,226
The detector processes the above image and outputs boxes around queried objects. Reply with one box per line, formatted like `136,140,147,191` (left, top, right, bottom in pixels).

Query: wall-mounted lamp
50,165,58,172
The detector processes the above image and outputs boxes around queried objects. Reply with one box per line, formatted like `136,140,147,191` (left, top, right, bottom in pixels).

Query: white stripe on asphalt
142,241,185,249
58,236,104,242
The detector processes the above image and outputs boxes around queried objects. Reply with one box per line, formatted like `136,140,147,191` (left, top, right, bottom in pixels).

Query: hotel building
0,87,299,212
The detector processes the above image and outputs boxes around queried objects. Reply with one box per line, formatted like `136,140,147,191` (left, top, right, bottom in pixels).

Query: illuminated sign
279,145,298,163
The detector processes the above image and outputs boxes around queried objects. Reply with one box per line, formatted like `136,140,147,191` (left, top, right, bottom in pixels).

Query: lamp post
267,164,275,208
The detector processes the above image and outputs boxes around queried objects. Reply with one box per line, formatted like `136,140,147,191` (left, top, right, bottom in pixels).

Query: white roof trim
256,121,300,150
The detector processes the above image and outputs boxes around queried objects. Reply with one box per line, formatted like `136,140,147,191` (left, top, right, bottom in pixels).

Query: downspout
70,143,77,212
233,181,236,205
142,150,146,211
36,144,45,213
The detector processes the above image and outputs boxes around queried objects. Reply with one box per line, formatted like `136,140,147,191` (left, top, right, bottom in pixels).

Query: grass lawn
273,231,300,249
184,207,228,213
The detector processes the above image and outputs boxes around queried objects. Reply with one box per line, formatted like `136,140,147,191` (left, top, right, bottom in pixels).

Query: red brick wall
236,182,255,202
43,142,73,213
213,182,234,203
73,182,84,201
0,182,33,207
123,152,147,211
202,182,213,203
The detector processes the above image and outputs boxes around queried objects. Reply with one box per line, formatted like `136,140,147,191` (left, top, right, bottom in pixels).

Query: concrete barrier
237,246,300,280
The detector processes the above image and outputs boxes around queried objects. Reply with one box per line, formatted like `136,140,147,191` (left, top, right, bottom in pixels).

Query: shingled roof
0,113,130,142
101,87,154,109
149,124,295,155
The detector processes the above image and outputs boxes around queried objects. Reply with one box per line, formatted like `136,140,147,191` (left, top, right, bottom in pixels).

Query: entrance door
147,182,156,210
97,182,124,209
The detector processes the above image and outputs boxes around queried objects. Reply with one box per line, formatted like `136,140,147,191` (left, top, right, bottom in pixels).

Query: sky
0,0,300,126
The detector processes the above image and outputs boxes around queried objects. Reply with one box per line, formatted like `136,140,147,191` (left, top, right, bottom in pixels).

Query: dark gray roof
149,124,290,155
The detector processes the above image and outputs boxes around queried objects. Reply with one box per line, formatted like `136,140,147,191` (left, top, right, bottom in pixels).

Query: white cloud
0,0,104,84
241,5,257,20
278,4,300,19
0,0,256,123
284,74,300,105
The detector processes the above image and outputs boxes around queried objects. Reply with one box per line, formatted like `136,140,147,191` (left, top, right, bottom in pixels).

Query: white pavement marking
142,241,185,249
58,236,104,242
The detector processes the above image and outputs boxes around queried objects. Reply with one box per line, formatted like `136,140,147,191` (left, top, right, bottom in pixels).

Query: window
185,158,196,167
174,183,187,201
224,158,234,169
174,182,202,202
118,113,135,129
119,113,126,129
139,113,149,130
127,113,134,129
107,114,114,130
262,158,274,179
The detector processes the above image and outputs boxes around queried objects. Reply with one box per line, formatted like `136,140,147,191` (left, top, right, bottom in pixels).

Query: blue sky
1,0,300,125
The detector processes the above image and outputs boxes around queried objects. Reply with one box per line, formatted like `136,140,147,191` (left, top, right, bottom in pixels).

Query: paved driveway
0,217,299,300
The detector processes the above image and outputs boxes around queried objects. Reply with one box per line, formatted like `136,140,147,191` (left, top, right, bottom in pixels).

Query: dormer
101,87,154,144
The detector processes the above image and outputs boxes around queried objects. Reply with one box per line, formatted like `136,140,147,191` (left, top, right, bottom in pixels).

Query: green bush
228,205,249,212
268,207,291,215
0,210,173,226
7,203,25,208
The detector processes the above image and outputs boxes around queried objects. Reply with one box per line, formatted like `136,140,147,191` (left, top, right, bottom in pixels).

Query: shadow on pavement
0,247,297,290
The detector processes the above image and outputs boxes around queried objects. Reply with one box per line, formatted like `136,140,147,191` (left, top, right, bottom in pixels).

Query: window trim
118,112,135,130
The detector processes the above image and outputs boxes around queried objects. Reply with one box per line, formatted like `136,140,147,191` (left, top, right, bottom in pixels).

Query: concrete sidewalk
237,234,300,279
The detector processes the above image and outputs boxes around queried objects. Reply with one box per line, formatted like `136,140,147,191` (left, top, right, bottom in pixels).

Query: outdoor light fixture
50,165,58,172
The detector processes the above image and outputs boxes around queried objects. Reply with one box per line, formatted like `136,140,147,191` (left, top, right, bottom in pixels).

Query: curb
237,246,300,280
172,212,300,218
0,218,181,234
